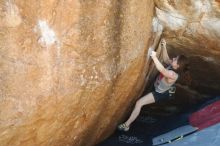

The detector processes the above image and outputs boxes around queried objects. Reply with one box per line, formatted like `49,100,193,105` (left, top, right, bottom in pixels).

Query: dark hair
176,55,189,74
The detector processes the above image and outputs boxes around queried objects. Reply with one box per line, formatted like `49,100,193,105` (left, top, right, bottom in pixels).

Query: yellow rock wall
0,0,154,146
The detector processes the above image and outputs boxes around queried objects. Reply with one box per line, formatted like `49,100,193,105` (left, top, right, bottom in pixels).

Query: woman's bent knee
136,93,155,106
135,100,143,108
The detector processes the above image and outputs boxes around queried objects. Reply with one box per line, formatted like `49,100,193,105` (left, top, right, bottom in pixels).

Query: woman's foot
117,123,130,132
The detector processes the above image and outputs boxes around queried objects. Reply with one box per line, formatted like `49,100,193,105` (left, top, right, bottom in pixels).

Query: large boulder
0,0,154,146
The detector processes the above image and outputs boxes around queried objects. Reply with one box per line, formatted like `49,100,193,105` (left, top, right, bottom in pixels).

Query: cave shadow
97,95,220,146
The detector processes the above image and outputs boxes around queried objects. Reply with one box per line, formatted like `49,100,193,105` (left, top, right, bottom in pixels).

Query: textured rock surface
2,0,220,146
0,0,154,146
154,0,220,97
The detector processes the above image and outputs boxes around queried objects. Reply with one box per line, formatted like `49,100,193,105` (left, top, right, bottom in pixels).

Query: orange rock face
0,0,154,146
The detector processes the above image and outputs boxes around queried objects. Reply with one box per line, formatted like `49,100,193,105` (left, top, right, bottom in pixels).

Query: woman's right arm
161,39,172,65
151,51,177,80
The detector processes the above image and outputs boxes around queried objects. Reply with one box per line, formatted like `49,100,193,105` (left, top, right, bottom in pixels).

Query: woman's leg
124,92,155,127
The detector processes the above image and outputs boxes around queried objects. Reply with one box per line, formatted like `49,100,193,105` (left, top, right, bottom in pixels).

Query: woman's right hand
161,39,166,48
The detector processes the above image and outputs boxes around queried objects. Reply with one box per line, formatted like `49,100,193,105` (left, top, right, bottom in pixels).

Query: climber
118,39,189,132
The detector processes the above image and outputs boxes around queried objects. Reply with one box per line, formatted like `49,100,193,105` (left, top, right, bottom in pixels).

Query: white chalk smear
5,0,22,27
202,17,220,38
152,17,163,34
194,0,211,14
37,20,57,47
156,8,186,30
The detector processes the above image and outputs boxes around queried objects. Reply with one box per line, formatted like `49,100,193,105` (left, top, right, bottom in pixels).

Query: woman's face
171,56,179,69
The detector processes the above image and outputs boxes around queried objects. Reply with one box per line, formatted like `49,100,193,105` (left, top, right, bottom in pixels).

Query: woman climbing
118,39,189,132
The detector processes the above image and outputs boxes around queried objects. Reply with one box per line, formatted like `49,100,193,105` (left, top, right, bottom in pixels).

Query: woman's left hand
150,51,157,58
